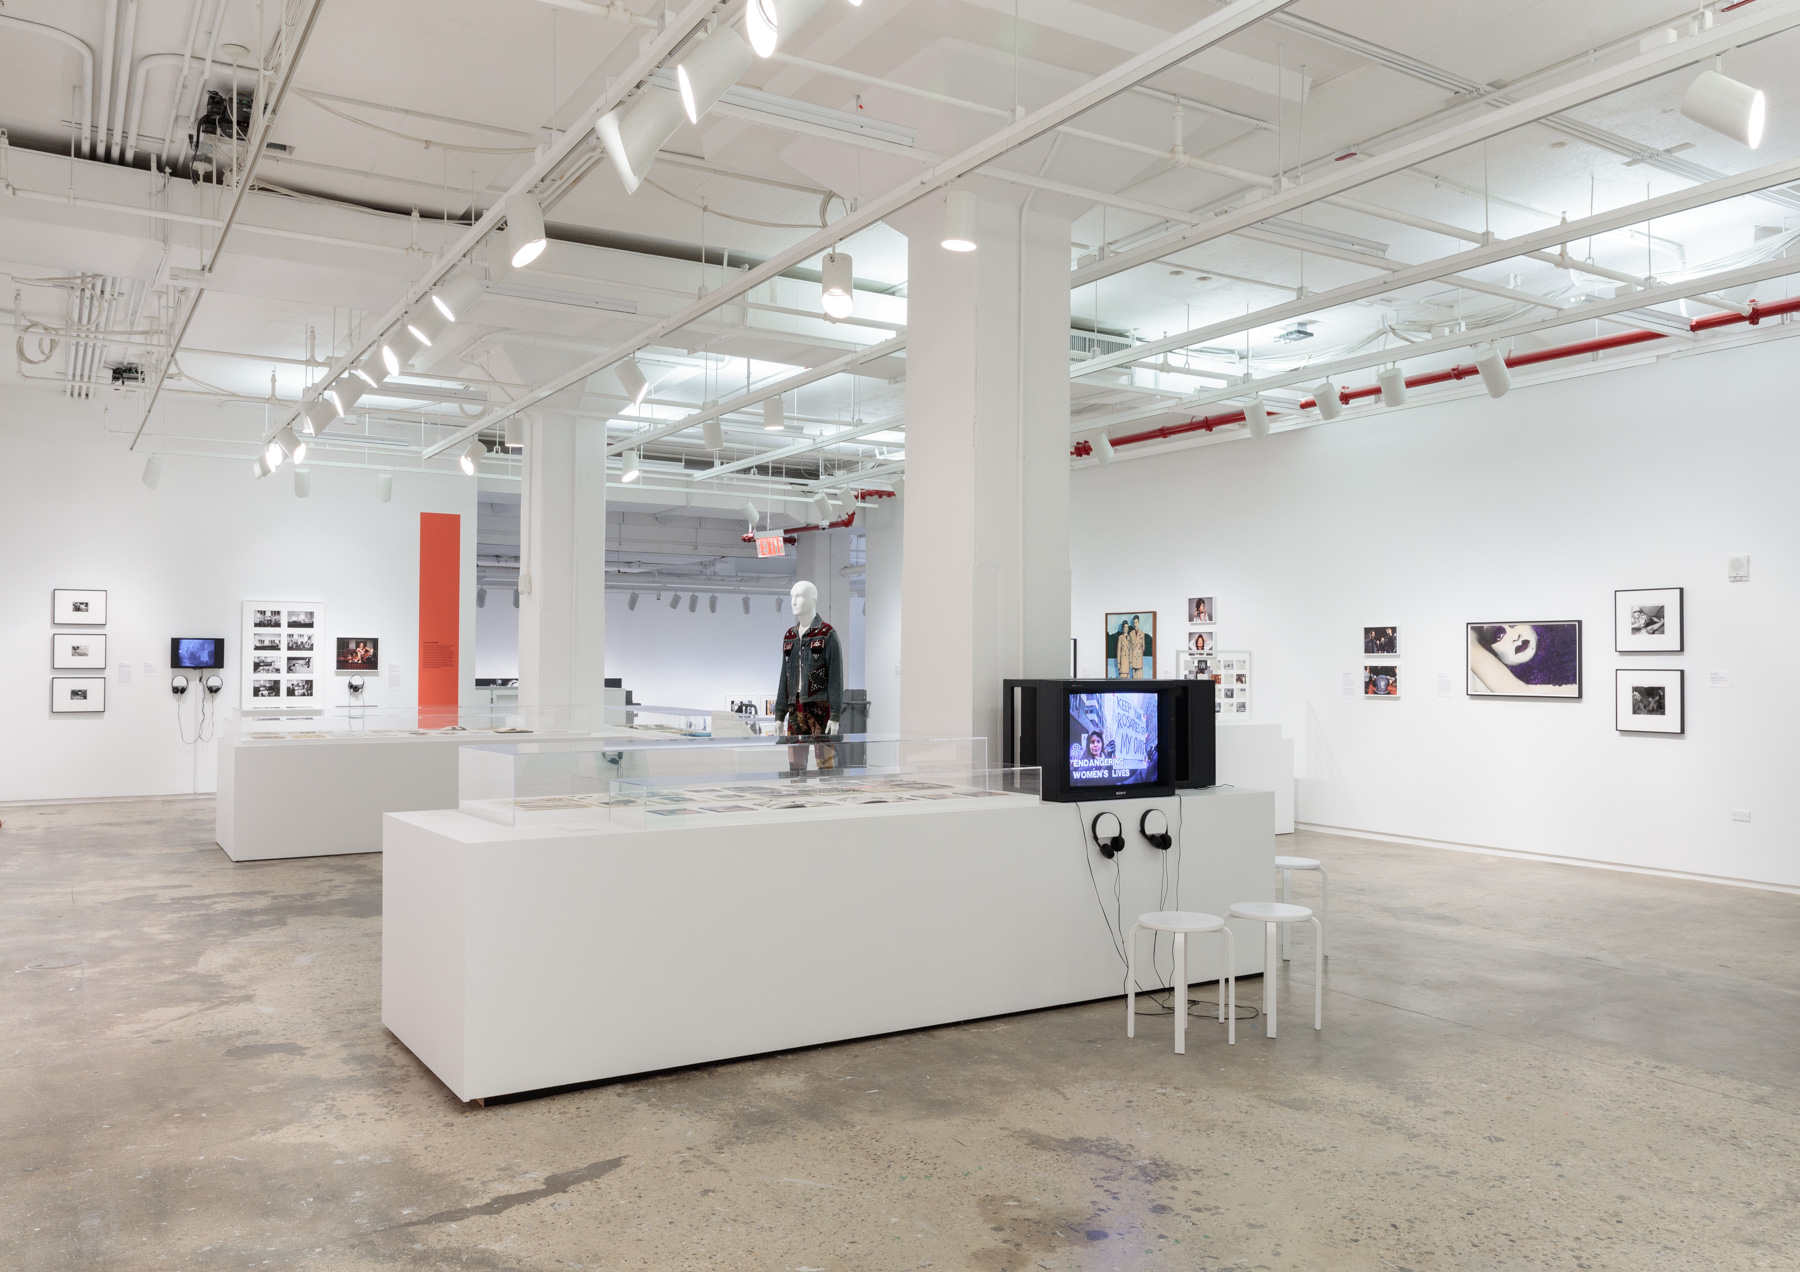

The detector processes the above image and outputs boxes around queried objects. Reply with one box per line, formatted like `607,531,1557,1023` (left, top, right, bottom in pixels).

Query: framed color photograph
53,633,108,670
1363,626,1399,656
1105,611,1156,680
1364,664,1399,696
1467,621,1582,698
1187,630,1215,653
1187,597,1214,624
53,589,108,625
1616,668,1683,734
51,677,106,713
336,636,380,671
1615,588,1683,654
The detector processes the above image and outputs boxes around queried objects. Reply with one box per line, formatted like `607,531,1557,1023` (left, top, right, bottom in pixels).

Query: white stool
1227,901,1322,1038
1274,855,1329,960
1126,911,1235,1051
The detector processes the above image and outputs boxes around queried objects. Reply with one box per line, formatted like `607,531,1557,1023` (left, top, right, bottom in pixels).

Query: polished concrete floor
2,797,1796,1271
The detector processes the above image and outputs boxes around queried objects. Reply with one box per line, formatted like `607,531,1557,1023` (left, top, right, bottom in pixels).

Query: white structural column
517,414,609,710
862,494,904,734
894,195,1073,744
795,527,853,631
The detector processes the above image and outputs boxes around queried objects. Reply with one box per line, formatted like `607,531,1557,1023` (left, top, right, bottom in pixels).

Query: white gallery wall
0,388,477,803
1070,335,1800,889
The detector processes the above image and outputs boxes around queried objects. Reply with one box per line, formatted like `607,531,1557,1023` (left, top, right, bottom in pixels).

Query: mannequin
775,579,843,771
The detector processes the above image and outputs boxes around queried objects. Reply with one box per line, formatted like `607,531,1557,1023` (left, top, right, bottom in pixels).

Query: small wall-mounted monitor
171,637,226,669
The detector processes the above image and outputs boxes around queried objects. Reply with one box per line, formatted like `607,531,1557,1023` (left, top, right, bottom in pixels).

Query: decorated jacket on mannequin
774,617,844,721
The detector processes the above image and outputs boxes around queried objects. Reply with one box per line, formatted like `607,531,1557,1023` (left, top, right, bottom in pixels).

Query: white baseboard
0,791,214,809
1294,822,1800,897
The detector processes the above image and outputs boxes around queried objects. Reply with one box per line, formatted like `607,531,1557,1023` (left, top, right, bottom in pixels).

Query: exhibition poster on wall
241,601,327,709
1105,612,1155,680
1466,621,1581,698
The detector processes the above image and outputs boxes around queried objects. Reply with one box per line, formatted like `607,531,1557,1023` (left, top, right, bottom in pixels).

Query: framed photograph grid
240,601,326,710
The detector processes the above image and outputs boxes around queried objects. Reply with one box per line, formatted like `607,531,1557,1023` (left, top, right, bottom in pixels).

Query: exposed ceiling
3,0,1798,521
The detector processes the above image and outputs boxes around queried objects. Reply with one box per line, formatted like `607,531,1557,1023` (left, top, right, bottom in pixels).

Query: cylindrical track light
1313,380,1343,420
628,591,639,610
746,0,830,58
264,437,288,471
251,453,272,479
377,472,393,503
742,595,751,614
504,413,527,451
688,593,699,613
302,400,337,437
293,466,311,499
616,356,651,408
382,328,423,379
477,587,487,609
1681,69,1765,148
942,189,979,251
703,416,724,450
275,425,307,465
429,273,484,323
596,88,686,195
512,589,520,609
763,396,784,431
1092,433,1115,464
741,499,759,527
142,454,163,489
708,594,718,613
1377,366,1408,406
325,376,366,418
670,592,682,609
820,250,854,318
1245,396,1269,439
813,492,834,522
503,193,548,268
406,304,451,348
354,348,389,388
621,448,641,482
677,24,752,124
459,441,487,476
1473,344,1512,398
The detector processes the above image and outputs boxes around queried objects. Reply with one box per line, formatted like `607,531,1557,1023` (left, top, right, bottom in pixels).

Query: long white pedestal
382,786,1275,1101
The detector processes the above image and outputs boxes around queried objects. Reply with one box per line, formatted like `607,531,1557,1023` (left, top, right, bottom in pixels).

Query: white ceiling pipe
108,0,140,162
530,0,659,23
172,0,229,167
97,0,118,158
124,53,185,165
0,16,94,156
422,0,1304,461
159,0,219,167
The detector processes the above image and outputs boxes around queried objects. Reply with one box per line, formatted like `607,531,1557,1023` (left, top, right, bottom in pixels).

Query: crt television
171,637,226,669
1003,679,1214,802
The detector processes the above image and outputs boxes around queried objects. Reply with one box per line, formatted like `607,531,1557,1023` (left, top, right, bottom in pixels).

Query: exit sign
756,534,787,558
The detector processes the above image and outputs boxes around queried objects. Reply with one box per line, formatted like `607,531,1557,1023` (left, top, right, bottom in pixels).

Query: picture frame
53,633,108,670
1616,668,1683,734
1187,597,1214,624
51,677,106,713
1614,588,1683,654
1186,630,1215,653
240,600,327,710
1363,664,1400,696
336,636,380,671
1104,611,1156,680
53,589,108,625
1363,626,1399,656
1467,621,1582,699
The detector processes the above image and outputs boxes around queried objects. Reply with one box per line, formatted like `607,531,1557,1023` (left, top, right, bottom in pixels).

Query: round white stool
1227,901,1322,1038
1273,855,1329,961
1126,911,1235,1051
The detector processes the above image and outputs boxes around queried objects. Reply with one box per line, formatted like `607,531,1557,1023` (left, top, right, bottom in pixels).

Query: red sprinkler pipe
1075,294,1800,457
741,509,857,543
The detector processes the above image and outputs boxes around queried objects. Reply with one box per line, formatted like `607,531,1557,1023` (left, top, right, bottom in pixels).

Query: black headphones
1091,811,1125,859
1139,808,1172,850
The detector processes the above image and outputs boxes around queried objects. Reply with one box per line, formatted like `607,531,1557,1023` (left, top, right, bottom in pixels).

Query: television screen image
171,637,225,669
336,636,380,671
1067,691,1159,788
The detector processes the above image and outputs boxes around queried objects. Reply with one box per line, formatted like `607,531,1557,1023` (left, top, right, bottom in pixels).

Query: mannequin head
790,580,819,629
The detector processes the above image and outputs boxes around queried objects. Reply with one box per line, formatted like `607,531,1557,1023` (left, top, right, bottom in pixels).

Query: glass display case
458,734,1042,828
224,703,591,745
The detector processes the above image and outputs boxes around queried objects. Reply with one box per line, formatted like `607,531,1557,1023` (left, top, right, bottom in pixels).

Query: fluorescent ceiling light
596,88,686,195
677,25,752,124
1681,69,1765,148
503,193,548,268
821,250,854,319
942,189,979,251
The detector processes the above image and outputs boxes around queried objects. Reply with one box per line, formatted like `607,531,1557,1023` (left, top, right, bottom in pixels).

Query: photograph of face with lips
1467,621,1581,698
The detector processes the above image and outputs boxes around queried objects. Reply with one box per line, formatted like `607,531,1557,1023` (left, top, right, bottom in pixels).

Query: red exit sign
756,535,787,558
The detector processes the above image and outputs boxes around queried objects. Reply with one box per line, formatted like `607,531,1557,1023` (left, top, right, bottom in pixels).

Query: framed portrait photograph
1363,664,1400,696
1187,596,1214,624
1615,588,1683,654
1467,621,1582,698
51,677,107,713
1105,611,1156,679
1187,630,1215,653
53,589,108,625
1363,626,1399,656
336,636,380,671
53,633,108,670
1616,668,1683,734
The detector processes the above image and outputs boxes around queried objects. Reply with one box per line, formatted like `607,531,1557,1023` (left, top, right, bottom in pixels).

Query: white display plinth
382,786,1275,1102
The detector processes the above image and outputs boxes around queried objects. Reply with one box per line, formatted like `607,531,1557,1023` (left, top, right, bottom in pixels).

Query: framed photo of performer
1105,611,1156,680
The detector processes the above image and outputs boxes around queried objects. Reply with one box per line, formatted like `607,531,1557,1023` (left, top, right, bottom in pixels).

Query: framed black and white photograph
287,609,316,629
252,608,283,628
287,632,314,652
285,679,314,699
1616,668,1684,734
252,679,281,699
51,677,106,713
254,634,281,650
1467,621,1582,699
53,633,108,670
1615,588,1683,654
253,655,281,676
1363,626,1399,655
53,589,108,625
287,656,313,675
240,600,326,709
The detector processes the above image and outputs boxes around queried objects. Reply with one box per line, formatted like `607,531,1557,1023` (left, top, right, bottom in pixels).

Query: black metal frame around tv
1003,678,1215,803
